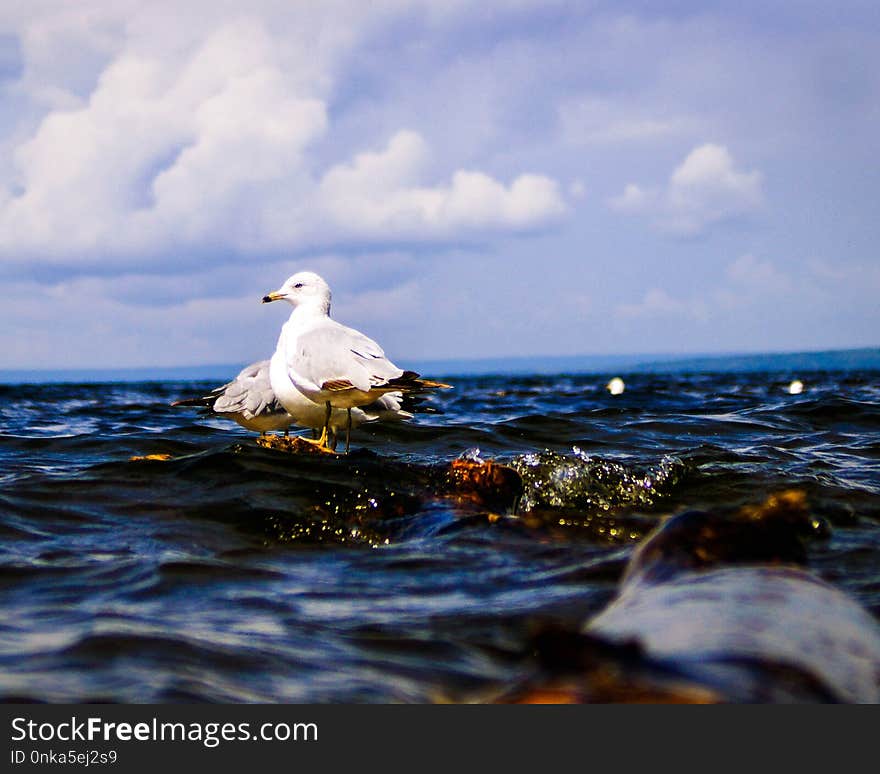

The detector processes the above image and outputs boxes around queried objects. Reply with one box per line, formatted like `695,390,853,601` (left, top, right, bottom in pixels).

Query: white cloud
717,253,880,312
335,279,423,327
608,183,651,213
0,4,568,271
315,130,566,239
0,275,278,369
665,144,763,234
615,253,867,331
615,287,709,321
568,179,586,198
725,253,792,291
609,143,763,236
558,96,690,146
805,257,880,291
617,255,797,324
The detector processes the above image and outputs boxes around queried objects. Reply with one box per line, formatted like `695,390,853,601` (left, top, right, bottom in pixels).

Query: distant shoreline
1,347,878,385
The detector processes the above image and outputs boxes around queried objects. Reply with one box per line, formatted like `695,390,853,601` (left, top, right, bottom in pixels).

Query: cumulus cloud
0,4,567,272
607,183,650,213
1,20,330,258
665,144,763,233
315,130,565,240
609,143,763,236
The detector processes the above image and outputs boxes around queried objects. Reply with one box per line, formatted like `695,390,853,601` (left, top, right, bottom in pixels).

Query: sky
0,0,878,370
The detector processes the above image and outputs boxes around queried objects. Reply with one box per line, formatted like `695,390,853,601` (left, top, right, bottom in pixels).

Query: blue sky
0,1,877,369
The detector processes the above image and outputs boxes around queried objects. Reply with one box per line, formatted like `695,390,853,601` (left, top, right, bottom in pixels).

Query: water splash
510,448,688,512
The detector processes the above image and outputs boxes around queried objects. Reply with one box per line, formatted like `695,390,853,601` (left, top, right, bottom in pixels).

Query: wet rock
445,452,524,513
483,491,880,703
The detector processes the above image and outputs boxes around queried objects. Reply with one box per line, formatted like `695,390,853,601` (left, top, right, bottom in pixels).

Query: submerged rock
245,443,670,544
491,490,880,703
446,452,524,513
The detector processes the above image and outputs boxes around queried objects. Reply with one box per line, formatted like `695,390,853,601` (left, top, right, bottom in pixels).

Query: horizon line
1,345,878,384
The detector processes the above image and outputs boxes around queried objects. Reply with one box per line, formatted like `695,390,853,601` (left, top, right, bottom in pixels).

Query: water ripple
0,370,878,701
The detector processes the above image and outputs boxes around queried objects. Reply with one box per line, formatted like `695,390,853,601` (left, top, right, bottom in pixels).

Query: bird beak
262,291,285,303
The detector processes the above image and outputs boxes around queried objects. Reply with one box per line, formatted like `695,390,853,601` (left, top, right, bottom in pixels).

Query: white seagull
172,358,416,448
262,271,450,451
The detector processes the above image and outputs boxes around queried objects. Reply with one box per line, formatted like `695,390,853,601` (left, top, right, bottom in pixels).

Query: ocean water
1,364,879,702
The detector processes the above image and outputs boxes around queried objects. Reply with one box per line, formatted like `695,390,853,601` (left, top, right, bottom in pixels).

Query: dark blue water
1,369,879,702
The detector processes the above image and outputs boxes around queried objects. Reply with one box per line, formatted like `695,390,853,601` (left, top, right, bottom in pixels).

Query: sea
1,349,878,702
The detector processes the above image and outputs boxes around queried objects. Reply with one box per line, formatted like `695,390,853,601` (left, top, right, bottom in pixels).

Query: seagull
262,271,450,451
172,360,293,436
172,359,417,448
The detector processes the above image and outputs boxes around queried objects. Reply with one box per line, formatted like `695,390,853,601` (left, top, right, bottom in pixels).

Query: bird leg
273,403,335,454
323,400,332,445
294,401,332,450
345,408,352,453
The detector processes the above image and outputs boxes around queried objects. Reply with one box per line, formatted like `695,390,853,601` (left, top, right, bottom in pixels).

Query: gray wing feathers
211,360,287,420
297,324,404,392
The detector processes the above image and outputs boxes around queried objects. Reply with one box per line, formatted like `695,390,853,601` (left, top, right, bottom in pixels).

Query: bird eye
294,283,303,289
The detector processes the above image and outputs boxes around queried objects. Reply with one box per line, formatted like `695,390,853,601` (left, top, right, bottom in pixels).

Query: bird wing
208,360,288,420
294,322,403,394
